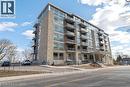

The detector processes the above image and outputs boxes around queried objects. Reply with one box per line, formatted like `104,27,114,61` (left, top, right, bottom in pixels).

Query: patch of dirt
0,70,48,77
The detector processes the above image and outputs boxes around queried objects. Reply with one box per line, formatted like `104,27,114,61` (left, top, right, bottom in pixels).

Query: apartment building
32,3,113,65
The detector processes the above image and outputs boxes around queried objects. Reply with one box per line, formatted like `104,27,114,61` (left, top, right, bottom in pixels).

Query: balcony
33,30,37,34
81,35,87,40
81,42,88,46
66,48,75,52
66,31,75,37
65,17,75,24
99,43,104,46
82,49,88,52
66,39,76,44
64,23,75,30
98,32,103,36
99,38,103,41
32,44,36,47
81,47,88,52
100,48,104,51
32,37,36,41
81,28,87,33
79,22,86,28
104,38,108,42
33,23,40,28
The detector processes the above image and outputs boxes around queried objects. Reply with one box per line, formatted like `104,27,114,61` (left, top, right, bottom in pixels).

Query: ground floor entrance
52,52,112,65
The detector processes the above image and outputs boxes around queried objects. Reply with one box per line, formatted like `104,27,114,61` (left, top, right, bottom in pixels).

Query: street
0,66,130,87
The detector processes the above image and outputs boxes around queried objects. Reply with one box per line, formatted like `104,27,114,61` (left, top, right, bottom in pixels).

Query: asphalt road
1,66,130,87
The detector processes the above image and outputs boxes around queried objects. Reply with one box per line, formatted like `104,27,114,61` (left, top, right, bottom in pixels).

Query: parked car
1,61,11,67
21,60,31,65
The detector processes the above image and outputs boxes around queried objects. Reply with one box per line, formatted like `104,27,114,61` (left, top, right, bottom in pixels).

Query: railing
82,42,88,46
100,48,104,51
81,35,87,39
67,48,75,51
66,39,75,43
99,43,104,46
82,49,88,52
65,23,75,29
66,31,75,36
81,28,87,33
79,22,86,28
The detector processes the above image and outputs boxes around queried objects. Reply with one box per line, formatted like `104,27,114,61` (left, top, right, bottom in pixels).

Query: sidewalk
0,66,118,82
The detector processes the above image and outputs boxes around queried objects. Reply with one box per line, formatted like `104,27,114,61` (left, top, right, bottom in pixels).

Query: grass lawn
0,70,47,77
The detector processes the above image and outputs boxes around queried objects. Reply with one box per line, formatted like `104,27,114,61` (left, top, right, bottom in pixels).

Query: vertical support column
93,53,96,62
64,52,67,65
87,54,90,63
76,52,79,65
99,53,102,62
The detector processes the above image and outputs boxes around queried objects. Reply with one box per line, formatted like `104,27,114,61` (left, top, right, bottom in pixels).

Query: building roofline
38,3,109,35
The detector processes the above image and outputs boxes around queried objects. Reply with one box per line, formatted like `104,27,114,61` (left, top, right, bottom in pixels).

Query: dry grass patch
0,70,48,77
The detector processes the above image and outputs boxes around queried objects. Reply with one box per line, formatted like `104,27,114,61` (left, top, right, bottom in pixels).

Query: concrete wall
38,8,48,64
47,10,54,65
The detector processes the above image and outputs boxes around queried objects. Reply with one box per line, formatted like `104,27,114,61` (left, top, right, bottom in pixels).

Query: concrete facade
32,3,113,65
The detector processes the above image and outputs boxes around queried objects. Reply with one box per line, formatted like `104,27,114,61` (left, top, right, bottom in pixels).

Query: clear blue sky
0,0,130,56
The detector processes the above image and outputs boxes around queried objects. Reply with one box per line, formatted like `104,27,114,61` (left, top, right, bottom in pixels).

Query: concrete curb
0,66,123,82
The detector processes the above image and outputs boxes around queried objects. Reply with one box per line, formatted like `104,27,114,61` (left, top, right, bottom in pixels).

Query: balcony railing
32,44,36,47
32,37,36,41
65,17,75,24
79,22,86,28
98,32,103,36
66,48,75,51
99,43,104,46
33,23,40,28
66,31,75,36
65,23,75,30
82,42,88,46
80,28,87,33
100,48,104,51
33,30,37,34
66,39,75,43
81,35,87,40
82,49,88,52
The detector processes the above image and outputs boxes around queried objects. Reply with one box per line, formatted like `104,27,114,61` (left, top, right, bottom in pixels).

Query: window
59,43,64,50
53,53,64,60
54,24,64,33
77,38,80,44
52,8,64,18
59,53,64,60
54,16,63,25
54,53,58,60
54,42,64,50
54,33,64,42
54,42,59,50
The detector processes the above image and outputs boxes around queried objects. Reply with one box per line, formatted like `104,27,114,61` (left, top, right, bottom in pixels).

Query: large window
59,43,64,50
59,53,64,60
54,42,64,50
54,16,63,25
53,53,64,60
54,33,64,42
54,42,59,50
54,24,64,33
51,7,65,18
54,53,58,60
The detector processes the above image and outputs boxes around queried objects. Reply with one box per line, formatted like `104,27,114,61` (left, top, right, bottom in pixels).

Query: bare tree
0,39,16,61
22,49,33,61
